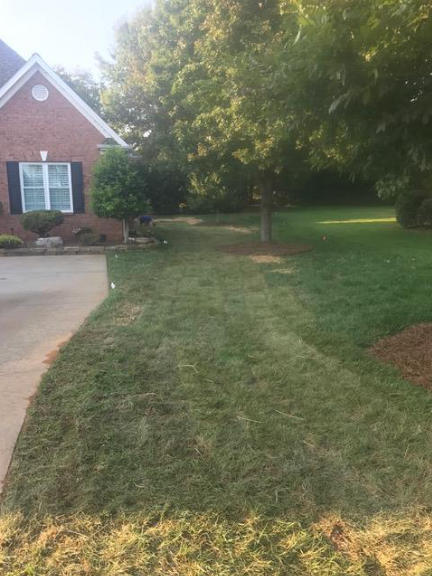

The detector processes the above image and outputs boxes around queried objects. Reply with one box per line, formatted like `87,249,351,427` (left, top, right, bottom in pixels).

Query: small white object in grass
111,282,116,289
163,240,168,245
386,260,390,263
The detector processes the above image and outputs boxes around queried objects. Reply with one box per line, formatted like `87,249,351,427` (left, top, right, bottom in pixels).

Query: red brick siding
0,71,123,242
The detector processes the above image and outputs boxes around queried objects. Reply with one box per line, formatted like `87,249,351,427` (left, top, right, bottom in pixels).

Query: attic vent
32,84,49,102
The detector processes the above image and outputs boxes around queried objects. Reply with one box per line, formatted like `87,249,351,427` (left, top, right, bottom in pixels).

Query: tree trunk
260,178,273,242
122,219,129,244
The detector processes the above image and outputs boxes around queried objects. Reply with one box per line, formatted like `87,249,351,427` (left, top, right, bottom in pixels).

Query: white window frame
19,162,74,214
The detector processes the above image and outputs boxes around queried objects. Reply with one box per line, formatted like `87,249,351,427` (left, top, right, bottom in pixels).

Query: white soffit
0,54,128,148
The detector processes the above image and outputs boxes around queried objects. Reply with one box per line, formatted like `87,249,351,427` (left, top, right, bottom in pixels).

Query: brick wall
0,71,123,242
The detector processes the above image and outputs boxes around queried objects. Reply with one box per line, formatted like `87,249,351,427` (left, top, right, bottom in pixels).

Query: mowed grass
3,206,432,574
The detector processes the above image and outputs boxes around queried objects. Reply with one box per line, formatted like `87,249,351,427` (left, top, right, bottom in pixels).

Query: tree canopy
56,67,104,117
102,0,432,236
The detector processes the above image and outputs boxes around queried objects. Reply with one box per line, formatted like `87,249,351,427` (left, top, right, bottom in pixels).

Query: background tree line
63,0,432,239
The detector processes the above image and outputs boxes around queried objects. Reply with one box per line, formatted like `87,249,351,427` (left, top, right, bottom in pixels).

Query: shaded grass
2,207,432,573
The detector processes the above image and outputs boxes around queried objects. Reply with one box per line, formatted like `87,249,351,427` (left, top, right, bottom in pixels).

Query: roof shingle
0,39,25,88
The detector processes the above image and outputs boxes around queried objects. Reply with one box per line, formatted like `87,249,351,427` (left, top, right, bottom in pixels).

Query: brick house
0,39,127,243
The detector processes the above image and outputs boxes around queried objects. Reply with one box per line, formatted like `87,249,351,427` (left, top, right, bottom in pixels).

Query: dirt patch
155,217,202,225
43,339,69,366
370,323,432,389
223,226,253,234
249,255,282,264
199,223,254,234
271,267,295,275
220,242,313,257
114,303,142,327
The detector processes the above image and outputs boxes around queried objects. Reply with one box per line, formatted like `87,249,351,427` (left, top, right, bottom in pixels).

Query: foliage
143,163,187,214
396,193,432,229
186,169,250,214
21,210,64,237
129,223,156,239
289,0,432,200
79,231,102,246
0,234,23,249
56,67,104,116
103,0,303,238
417,198,432,227
103,0,432,229
100,7,186,166
91,147,149,241
395,193,426,228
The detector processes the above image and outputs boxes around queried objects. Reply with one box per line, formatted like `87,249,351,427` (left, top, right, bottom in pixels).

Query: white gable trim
0,54,129,148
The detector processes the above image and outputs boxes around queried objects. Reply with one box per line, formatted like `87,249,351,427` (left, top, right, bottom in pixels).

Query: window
19,163,73,213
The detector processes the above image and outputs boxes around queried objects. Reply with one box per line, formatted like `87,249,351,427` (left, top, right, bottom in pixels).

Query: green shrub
79,232,101,246
21,210,64,237
417,198,432,227
0,234,23,249
132,223,156,238
90,148,149,243
395,193,425,228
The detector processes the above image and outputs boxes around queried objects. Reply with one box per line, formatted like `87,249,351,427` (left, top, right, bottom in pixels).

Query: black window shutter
71,162,85,213
6,162,22,215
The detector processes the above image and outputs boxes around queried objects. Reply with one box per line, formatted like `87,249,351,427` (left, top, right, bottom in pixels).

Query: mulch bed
370,323,432,389
219,242,313,256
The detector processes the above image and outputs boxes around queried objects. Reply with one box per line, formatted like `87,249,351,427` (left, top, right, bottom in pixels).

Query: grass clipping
370,323,432,389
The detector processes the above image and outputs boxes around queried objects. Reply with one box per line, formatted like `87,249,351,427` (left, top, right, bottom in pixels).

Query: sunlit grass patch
315,510,432,576
318,217,396,224
0,512,357,574
2,510,432,574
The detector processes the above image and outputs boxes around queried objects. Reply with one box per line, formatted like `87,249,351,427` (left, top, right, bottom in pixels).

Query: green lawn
2,206,432,574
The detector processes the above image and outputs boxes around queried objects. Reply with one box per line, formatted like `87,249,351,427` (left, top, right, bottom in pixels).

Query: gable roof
0,40,25,87
0,49,128,148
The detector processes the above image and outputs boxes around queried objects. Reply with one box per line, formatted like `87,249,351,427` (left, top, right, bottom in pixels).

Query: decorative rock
106,244,128,251
63,246,80,254
134,237,155,244
34,236,64,249
79,246,105,254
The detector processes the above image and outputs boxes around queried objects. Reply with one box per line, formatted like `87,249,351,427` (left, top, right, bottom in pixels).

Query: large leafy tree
101,2,194,165
104,0,432,234
104,0,303,240
287,0,432,198
170,0,301,240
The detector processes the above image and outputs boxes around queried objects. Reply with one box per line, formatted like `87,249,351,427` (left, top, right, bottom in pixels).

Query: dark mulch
219,242,313,256
370,323,432,389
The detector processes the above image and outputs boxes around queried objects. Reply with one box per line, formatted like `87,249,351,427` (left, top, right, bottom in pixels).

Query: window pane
22,164,43,187
22,165,46,211
50,188,71,211
24,188,46,211
48,165,71,211
48,165,69,188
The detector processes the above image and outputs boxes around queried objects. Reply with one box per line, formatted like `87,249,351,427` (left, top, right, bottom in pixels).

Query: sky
0,0,152,76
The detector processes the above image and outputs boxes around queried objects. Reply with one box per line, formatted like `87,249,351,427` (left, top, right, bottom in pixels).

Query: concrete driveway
0,256,108,492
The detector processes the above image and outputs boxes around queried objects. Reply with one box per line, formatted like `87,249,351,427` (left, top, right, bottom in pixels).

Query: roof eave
0,53,128,148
